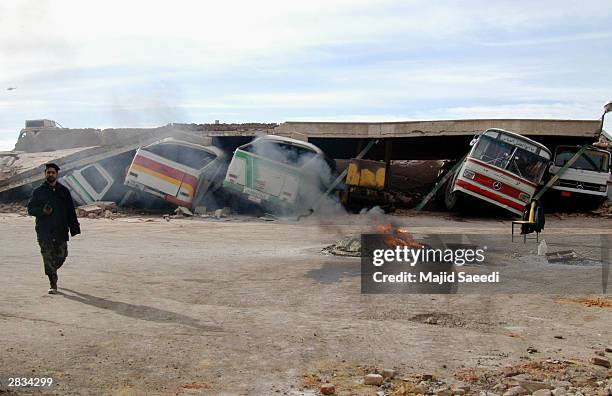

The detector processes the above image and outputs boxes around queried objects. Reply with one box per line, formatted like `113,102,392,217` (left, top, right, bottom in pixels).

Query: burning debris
322,223,421,256
374,223,422,250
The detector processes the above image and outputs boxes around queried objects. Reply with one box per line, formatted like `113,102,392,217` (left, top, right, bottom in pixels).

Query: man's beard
46,176,56,183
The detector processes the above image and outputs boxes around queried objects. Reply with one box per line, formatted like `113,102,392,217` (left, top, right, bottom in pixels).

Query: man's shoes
48,288,58,294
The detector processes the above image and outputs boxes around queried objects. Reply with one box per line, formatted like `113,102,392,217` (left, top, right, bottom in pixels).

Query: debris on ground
590,356,611,368
322,236,362,257
76,201,117,218
410,312,467,328
214,207,231,219
590,201,612,218
301,357,612,396
194,206,207,215
0,201,28,215
175,206,194,217
556,296,612,308
320,383,336,394
546,250,579,263
364,373,384,385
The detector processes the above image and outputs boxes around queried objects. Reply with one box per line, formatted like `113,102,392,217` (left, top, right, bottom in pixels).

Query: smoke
246,137,348,219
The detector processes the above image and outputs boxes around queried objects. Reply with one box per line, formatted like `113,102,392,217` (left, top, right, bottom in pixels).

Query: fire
375,224,422,249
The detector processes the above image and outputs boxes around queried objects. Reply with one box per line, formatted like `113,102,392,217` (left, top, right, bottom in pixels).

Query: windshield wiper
508,159,524,178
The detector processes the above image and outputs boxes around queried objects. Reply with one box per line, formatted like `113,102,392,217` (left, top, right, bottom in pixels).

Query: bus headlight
463,169,475,179
599,185,607,192
518,193,530,203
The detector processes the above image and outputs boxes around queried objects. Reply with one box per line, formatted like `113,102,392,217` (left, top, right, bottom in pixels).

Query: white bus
445,128,552,216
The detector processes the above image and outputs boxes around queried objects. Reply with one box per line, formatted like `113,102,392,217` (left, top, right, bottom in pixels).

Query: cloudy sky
1,0,611,150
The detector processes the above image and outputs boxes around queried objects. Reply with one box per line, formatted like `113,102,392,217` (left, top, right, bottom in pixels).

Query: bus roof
484,128,552,156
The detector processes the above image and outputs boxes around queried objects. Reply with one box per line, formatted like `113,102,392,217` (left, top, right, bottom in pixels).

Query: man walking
27,163,81,294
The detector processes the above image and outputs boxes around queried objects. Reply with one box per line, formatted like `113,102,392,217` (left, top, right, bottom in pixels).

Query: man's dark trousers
38,239,68,289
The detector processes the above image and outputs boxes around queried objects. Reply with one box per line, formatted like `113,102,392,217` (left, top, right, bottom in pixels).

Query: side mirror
469,135,479,146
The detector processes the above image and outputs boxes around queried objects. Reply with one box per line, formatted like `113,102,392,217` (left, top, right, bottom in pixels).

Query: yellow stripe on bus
130,164,194,196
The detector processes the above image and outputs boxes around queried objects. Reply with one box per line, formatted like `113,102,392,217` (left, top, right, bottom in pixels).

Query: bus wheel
444,179,460,211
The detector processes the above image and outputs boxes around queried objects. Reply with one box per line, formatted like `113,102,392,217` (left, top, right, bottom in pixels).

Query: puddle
305,262,360,284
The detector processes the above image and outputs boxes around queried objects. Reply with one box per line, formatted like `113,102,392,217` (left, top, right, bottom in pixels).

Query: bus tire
443,178,461,211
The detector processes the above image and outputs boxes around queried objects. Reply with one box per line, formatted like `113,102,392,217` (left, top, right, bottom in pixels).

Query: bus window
555,147,609,172
471,134,514,168
506,148,549,183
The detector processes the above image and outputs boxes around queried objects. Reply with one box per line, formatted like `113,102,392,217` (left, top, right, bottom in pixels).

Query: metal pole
415,154,467,211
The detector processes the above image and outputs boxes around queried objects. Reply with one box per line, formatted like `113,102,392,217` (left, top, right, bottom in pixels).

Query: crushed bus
442,128,552,216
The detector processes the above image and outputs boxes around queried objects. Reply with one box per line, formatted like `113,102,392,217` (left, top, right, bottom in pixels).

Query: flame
375,224,422,249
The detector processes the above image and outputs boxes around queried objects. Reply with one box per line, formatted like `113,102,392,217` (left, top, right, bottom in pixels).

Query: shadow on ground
61,288,222,332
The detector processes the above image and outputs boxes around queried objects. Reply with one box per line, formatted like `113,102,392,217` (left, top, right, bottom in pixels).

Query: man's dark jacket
28,181,81,241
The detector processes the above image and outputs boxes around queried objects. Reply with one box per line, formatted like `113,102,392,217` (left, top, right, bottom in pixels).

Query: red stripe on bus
133,155,198,186
467,158,538,187
471,172,525,200
456,179,526,212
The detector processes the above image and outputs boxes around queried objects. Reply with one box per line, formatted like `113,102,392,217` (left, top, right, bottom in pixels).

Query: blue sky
1,0,611,150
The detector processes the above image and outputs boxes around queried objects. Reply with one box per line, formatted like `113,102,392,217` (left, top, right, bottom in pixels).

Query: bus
444,128,552,216
223,135,336,213
549,145,610,204
124,138,226,208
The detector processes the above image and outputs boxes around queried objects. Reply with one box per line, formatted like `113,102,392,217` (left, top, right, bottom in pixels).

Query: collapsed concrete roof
273,119,600,139
15,122,277,153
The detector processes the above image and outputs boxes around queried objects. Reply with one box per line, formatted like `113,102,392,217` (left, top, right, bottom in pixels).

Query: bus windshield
554,147,610,173
471,134,549,183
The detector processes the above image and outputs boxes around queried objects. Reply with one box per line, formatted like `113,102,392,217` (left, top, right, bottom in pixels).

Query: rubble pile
300,356,612,396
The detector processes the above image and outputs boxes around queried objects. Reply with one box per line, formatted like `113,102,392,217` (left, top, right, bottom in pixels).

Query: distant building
24,119,58,129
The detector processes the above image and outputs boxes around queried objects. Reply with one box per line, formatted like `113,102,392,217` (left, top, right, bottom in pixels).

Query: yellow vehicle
341,159,389,209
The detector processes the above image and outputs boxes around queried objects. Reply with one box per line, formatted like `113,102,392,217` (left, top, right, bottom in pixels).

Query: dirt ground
0,211,610,395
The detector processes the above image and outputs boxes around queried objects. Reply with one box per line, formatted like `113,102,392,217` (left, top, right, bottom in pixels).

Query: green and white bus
223,136,336,213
